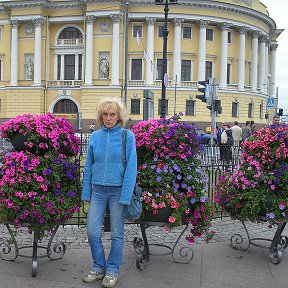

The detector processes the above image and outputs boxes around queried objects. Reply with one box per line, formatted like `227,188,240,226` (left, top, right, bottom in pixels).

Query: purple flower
279,203,285,210
68,191,75,197
156,176,162,182
200,196,206,203
190,198,196,204
187,175,192,180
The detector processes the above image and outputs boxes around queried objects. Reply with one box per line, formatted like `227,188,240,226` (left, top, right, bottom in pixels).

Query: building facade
0,0,283,131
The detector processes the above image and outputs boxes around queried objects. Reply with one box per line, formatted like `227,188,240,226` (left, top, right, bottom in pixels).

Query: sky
260,0,288,111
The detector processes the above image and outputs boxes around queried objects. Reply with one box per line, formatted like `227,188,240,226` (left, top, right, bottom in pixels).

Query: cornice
2,0,50,9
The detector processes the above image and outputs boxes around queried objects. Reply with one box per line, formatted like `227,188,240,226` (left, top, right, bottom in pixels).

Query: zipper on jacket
103,128,110,184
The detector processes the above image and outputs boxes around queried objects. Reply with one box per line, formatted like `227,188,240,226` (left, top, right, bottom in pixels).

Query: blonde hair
96,97,127,127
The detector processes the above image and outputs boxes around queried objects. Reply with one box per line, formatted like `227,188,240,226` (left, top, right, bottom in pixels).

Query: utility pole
123,1,129,107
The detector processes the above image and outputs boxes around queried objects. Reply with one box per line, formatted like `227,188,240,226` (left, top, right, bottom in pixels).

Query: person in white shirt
231,121,242,147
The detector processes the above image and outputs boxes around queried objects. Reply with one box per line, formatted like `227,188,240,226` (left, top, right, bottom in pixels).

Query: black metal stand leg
269,222,288,264
230,220,251,251
0,223,19,261
134,223,150,270
0,223,67,276
133,222,194,269
32,237,38,277
171,224,193,264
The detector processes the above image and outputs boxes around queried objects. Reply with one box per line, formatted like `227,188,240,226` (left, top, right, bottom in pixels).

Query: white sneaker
82,270,105,283
102,274,118,288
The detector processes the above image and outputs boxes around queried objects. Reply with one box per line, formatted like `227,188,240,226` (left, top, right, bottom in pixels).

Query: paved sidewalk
0,217,288,288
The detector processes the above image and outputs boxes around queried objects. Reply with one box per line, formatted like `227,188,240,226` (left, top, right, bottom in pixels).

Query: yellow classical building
0,0,283,131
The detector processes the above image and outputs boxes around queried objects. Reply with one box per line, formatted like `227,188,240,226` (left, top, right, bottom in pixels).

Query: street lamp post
155,0,178,118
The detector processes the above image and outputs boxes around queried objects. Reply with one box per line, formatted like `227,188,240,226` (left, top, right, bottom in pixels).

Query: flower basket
215,124,288,223
0,113,81,240
143,206,173,223
9,132,29,152
131,114,214,243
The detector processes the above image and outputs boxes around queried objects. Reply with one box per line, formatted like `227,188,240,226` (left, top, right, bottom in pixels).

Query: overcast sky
261,0,288,111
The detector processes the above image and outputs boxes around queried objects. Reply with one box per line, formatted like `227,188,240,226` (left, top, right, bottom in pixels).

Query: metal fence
0,134,241,227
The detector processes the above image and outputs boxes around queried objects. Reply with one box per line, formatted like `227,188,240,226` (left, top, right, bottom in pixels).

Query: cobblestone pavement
1,217,286,251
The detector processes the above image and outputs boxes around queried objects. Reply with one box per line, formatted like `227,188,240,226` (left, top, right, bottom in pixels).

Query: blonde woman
81,97,137,287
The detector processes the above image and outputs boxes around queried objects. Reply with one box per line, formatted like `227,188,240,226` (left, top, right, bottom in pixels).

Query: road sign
267,98,274,108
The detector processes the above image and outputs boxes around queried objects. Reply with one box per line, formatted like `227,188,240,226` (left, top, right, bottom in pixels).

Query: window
131,59,142,80
158,99,168,115
183,26,191,39
206,29,213,41
156,59,163,80
227,63,231,84
57,55,61,80
228,31,232,44
248,103,253,118
186,100,195,116
53,99,78,114
158,25,164,38
205,61,213,80
59,27,82,39
181,60,191,81
259,103,263,119
133,25,143,38
64,55,75,80
78,54,82,80
232,102,238,117
131,99,140,114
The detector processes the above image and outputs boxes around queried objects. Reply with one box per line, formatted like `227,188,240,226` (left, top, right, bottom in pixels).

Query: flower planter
9,133,28,151
143,206,173,223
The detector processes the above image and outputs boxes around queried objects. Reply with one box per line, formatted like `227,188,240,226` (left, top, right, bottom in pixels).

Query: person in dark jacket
223,124,234,164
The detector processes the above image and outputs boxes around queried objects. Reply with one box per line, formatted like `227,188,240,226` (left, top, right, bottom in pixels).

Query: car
195,129,218,145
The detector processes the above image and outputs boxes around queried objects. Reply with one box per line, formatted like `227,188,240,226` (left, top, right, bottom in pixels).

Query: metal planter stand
0,223,66,276
132,220,194,270
230,216,288,265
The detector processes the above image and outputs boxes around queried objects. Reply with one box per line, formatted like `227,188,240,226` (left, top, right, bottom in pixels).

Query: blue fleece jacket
81,124,137,205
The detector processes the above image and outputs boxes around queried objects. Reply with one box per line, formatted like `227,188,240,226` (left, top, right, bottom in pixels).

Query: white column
197,20,208,81
237,27,247,90
250,31,259,91
172,18,183,84
219,23,229,88
258,35,266,93
146,17,156,86
60,55,65,80
265,40,269,94
84,15,95,85
33,18,45,86
111,14,121,86
75,53,79,80
10,20,20,86
270,43,278,98
53,54,58,80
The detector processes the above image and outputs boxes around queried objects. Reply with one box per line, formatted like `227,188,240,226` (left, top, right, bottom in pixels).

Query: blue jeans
87,185,124,276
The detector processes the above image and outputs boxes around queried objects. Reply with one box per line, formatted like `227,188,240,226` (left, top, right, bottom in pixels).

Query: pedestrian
222,124,234,164
272,115,280,125
241,121,252,142
217,123,226,162
89,122,95,133
81,97,137,288
231,121,242,147
250,120,256,133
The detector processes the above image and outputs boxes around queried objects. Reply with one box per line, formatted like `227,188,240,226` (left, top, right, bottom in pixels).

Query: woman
81,97,137,288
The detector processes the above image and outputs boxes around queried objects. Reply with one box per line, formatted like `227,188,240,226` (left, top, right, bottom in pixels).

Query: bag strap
122,129,128,169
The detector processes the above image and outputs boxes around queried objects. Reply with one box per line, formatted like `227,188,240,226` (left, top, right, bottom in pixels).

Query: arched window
53,99,78,114
55,26,84,81
59,27,83,39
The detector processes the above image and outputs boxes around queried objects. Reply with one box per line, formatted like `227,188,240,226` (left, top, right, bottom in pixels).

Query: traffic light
196,80,210,103
278,108,283,116
214,99,222,114
265,113,269,119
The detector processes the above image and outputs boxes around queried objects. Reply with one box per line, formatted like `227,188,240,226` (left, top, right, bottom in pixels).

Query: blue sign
267,98,274,108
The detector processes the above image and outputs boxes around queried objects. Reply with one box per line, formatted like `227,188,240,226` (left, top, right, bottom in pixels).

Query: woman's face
102,106,120,128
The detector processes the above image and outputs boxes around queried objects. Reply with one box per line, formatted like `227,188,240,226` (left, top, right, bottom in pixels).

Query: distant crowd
205,115,280,164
